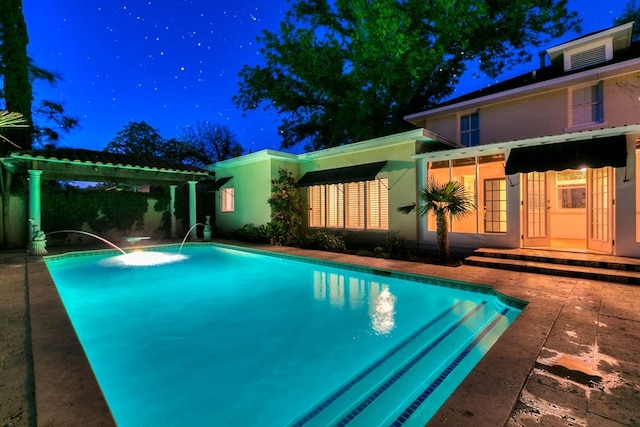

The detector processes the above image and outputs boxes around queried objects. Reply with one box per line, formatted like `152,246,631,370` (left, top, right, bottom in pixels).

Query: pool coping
11,240,639,426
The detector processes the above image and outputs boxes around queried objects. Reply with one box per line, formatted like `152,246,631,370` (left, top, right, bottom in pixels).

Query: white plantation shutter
221,187,234,212
345,181,365,229
309,185,325,227
367,179,388,230
327,184,344,227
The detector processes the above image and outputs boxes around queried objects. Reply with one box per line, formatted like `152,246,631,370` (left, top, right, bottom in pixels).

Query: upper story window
221,187,235,212
570,82,603,127
460,111,479,147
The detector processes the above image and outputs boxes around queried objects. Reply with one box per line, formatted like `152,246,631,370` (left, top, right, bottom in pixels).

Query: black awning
505,135,627,175
296,161,387,187
213,176,232,189
199,176,232,193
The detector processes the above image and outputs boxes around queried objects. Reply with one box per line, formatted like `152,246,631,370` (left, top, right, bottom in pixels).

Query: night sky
23,1,630,154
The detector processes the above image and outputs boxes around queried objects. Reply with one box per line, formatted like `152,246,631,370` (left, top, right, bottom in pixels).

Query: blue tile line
333,301,490,426
390,307,512,426
290,301,466,427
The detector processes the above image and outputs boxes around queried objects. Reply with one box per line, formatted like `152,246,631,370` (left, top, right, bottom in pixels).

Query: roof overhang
296,161,387,187
546,22,634,63
1,149,213,186
413,124,640,166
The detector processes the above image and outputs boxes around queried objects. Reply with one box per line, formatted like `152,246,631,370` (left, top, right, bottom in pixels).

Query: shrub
267,168,304,245
374,232,406,259
230,224,270,243
295,231,346,253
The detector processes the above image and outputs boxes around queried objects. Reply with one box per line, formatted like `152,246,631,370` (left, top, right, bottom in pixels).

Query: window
556,170,586,209
571,82,603,127
426,153,505,234
221,187,234,212
366,179,388,230
308,179,388,230
345,182,365,229
460,112,479,147
309,185,325,227
484,178,507,233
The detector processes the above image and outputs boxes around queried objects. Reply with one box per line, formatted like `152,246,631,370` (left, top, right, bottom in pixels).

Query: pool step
293,302,511,426
465,248,640,284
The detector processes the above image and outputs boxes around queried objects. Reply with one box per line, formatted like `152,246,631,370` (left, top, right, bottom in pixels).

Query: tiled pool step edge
465,249,640,284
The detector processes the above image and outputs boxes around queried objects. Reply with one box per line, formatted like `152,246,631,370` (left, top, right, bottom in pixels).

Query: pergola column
188,180,198,240
28,170,43,239
169,185,177,239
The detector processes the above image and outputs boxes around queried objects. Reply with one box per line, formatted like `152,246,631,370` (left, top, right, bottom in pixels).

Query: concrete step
465,255,640,285
473,248,640,272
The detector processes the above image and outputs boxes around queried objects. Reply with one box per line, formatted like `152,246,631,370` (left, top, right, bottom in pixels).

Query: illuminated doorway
522,167,614,253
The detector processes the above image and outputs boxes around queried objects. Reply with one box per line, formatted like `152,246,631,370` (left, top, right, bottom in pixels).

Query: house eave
405,57,640,124
412,123,640,162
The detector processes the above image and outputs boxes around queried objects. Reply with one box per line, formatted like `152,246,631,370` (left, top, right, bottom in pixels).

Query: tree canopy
0,0,79,154
104,120,244,167
234,0,581,151
615,0,640,40
180,121,244,167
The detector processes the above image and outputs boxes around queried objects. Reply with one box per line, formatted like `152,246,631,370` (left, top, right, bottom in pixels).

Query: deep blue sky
23,1,630,154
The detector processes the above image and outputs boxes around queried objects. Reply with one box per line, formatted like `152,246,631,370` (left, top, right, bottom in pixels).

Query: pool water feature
44,244,525,426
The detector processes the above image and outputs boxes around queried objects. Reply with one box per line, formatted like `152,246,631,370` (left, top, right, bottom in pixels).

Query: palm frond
397,203,417,214
0,111,28,128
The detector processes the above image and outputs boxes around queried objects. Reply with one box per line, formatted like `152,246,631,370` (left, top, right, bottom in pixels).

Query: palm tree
0,110,28,149
399,178,475,262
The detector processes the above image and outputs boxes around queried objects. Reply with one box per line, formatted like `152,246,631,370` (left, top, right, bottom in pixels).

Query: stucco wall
213,155,299,234
423,72,640,145
615,135,640,257
298,140,420,248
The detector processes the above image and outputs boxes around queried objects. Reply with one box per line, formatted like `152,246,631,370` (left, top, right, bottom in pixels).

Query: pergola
0,148,216,249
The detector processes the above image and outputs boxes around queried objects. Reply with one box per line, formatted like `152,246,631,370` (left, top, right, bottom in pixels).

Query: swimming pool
44,243,525,426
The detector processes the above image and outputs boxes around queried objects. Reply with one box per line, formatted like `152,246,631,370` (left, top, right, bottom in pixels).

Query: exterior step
465,255,640,285
472,247,640,272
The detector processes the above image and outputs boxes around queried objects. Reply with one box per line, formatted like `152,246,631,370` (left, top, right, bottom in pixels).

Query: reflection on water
313,270,396,335
370,287,396,334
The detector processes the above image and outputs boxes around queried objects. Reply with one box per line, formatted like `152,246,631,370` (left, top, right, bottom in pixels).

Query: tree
235,0,581,152
615,0,640,40
399,179,475,262
0,1,79,154
104,121,184,162
0,0,33,151
180,121,244,167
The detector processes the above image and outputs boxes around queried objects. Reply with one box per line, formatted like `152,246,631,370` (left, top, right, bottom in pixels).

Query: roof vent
570,44,607,70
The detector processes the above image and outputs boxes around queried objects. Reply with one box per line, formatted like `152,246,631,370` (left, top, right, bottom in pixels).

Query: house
210,22,640,258
406,21,640,257
209,129,454,249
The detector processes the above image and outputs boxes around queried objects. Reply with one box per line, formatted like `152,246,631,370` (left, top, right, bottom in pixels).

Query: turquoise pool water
44,244,524,426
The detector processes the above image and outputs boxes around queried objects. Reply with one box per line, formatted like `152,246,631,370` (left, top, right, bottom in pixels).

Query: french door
523,171,550,247
587,167,614,253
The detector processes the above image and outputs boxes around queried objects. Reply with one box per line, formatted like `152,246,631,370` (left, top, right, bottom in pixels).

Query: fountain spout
46,230,127,254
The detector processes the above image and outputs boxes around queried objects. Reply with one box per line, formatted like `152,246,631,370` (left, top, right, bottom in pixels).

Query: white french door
587,167,614,253
523,171,550,247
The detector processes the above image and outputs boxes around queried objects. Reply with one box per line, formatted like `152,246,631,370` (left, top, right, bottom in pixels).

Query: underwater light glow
98,251,188,267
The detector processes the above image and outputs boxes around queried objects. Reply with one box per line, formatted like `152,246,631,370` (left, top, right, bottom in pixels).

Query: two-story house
211,22,640,258
406,22,640,257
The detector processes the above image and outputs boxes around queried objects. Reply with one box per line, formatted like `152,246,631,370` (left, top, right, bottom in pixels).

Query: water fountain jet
47,230,127,254
178,223,204,255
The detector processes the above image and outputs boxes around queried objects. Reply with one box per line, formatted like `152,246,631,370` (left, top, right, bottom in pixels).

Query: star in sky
23,0,630,154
